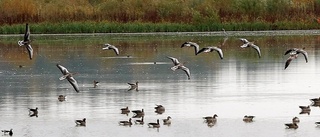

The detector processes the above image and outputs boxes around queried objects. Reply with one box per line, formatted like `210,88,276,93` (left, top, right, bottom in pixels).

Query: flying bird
196,46,224,59
56,64,79,92
102,43,119,55
181,42,200,55
18,23,33,60
284,48,308,69
167,56,191,80
239,38,261,58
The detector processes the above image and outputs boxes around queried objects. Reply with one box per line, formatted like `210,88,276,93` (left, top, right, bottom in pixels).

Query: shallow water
1,31,320,137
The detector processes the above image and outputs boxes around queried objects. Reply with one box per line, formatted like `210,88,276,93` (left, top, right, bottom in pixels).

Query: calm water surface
1,31,320,137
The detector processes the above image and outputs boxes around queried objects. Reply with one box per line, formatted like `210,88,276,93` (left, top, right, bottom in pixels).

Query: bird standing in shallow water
56,64,80,92
239,38,261,58
167,56,191,80
284,48,308,69
1,129,13,136
102,43,119,56
18,23,33,60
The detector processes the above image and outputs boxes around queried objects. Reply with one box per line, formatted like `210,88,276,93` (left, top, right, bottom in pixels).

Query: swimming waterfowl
310,97,320,103
285,123,298,129
28,107,38,117
239,38,261,58
119,118,132,126
243,115,255,122
163,116,172,125
75,118,86,126
284,48,308,69
135,117,144,125
56,64,80,92
93,80,99,88
18,23,33,60
58,95,67,102
203,114,218,123
154,104,165,114
154,104,165,111
132,109,144,117
196,46,224,59
181,42,200,55
102,43,119,55
299,105,311,112
128,81,138,91
292,117,300,123
1,129,13,136
148,119,160,128
167,56,191,80
121,106,130,114
28,107,38,114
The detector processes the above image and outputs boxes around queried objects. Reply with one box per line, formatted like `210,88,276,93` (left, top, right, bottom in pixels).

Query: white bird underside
103,44,119,55
181,42,200,55
196,46,224,59
284,48,308,69
239,38,261,58
18,23,33,60
167,56,191,80
56,64,79,92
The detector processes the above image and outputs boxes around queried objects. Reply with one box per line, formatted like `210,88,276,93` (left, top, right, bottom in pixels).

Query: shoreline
0,30,319,37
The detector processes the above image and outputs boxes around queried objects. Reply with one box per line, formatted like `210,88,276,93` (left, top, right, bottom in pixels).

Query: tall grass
0,0,319,26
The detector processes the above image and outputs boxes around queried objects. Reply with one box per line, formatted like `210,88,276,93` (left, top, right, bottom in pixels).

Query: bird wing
26,44,33,60
56,64,70,75
67,77,79,92
179,66,191,80
196,47,209,55
239,38,249,44
297,49,308,63
249,44,261,58
284,56,294,69
181,42,200,55
111,46,119,55
167,56,180,65
211,46,224,59
128,83,136,86
24,23,30,42
190,42,200,55
284,48,298,55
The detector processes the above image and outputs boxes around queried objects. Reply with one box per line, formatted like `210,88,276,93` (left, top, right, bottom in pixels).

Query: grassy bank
0,21,319,34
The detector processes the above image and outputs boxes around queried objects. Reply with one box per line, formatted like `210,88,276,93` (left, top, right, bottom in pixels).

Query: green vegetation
0,0,319,33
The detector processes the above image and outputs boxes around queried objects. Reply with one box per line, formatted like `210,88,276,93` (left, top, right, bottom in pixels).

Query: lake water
1,31,320,137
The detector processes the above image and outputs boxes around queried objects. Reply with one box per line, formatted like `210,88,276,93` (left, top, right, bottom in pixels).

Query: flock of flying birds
0,23,314,135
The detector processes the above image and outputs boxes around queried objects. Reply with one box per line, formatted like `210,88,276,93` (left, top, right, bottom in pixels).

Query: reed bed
0,0,319,33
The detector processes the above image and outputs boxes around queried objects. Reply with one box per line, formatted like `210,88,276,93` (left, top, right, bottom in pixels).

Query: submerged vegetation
0,0,319,33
